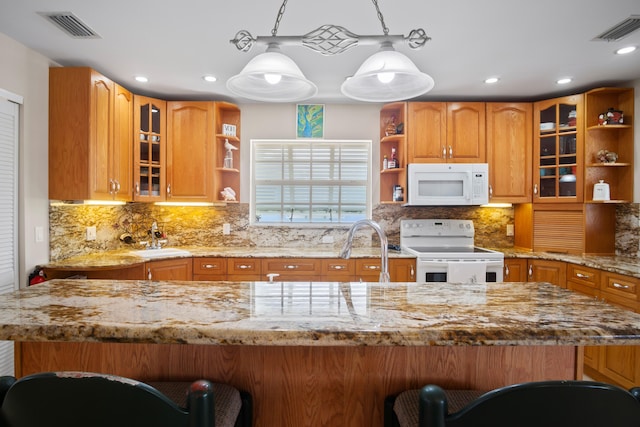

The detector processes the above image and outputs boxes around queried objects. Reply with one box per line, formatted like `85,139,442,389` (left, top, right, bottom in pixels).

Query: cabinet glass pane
151,142,160,164
151,166,161,196
151,104,161,134
539,105,556,128
559,103,577,129
139,167,149,195
539,178,556,197
140,141,149,162
140,104,150,133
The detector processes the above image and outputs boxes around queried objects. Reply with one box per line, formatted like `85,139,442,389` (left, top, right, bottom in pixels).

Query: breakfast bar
2,279,640,426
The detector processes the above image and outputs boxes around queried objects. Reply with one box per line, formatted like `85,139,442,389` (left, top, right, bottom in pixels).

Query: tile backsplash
49,203,640,262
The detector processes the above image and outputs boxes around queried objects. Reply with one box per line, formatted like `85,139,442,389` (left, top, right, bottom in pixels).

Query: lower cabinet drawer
601,271,639,302
193,257,227,276
567,264,599,289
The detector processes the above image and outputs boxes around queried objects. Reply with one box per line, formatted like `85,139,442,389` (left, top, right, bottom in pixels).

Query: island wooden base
17,342,580,427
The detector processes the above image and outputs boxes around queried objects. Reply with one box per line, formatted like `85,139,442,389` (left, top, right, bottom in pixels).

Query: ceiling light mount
227,0,433,102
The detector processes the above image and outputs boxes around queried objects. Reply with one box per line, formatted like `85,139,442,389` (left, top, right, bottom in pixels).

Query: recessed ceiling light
484,77,499,84
203,75,217,82
556,78,572,85
615,46,637,55
134,76,149,83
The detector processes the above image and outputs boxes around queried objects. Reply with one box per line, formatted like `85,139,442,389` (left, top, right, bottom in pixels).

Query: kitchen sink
128,248,192,259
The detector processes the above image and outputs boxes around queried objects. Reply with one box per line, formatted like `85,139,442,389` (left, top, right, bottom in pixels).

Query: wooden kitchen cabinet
192,257,227,281
49,67,133,201
354,258,416,282
145,258,192,281
43,264,145,281
407,102,485,164
583,87,634,203
526,259,566,288
533,94,584,203
214,102,242,203
262,258,323,282
486,103,532,203
166,101,215,202
227,258,262,281
503,258,527,281
133,95,167,202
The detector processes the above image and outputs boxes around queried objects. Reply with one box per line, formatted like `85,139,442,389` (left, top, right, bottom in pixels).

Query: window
251,139,371,225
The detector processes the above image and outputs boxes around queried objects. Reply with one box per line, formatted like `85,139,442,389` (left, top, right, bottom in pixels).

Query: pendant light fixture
228,0,433,102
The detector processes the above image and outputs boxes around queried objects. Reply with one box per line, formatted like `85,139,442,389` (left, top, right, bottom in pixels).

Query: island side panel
18,342,578,427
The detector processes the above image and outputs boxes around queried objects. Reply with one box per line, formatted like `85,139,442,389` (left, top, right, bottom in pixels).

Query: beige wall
0,32,54,287
237,103,382,203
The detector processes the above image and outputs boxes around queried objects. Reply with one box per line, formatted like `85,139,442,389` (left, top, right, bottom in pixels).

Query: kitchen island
2,279,640,427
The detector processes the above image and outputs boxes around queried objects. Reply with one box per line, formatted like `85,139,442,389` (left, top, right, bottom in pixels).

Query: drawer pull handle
238,264,251,269
285,265,299,269
366,265,380,270
332,265,345,270
612,282,630,290
202,264,217,269
576,273,590,279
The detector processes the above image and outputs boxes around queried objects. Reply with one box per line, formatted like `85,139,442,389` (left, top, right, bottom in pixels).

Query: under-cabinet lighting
481,203,513,208
49,200,126,206
154,202,219,207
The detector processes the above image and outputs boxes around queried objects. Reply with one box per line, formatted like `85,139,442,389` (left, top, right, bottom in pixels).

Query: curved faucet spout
339,219,390,283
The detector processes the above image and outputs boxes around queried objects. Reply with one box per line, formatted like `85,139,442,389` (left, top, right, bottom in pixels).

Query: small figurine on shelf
220,187,236,201
596,149,618,163
385,116,397,136
224,139,238,169
388,147,399,168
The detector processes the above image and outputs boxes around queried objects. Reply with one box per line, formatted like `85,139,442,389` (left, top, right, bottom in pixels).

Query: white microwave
405,163,489,206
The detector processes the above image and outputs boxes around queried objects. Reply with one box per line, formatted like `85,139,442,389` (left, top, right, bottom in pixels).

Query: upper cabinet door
407,102,485,163
533,94,584,203
407,102,447,163
133,95,167,202
88,71,115,200
486,102,532,203
446,102,486,163
166,101,215,202
112,84,133,201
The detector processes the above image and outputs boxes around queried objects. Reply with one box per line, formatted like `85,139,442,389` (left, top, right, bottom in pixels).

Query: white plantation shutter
251,140,371,224
0,93,20,376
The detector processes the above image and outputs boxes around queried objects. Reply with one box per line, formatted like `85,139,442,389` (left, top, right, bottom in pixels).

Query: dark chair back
0,372,215,427
420,380,640,427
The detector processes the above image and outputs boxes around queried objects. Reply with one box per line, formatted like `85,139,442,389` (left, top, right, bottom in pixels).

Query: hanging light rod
227,0,434,103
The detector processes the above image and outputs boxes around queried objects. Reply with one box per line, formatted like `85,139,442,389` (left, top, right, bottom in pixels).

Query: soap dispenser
593,180,610,201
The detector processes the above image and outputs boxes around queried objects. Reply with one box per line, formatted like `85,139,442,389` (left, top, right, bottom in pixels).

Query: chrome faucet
149,221,161,249
339,219,390,283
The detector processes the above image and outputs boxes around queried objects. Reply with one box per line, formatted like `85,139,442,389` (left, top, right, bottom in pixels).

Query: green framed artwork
296,104,324,138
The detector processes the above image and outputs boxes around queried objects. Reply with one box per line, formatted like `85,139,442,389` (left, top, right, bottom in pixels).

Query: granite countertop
44,246,413,269
1,279,640,347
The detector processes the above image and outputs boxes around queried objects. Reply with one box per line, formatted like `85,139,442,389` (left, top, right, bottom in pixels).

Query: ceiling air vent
38,12,101,39
593,15,640,41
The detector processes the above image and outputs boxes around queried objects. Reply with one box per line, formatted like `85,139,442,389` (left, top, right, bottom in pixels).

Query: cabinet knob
167,184,171,197
135,182,140,195
331,265,345,270
410,265,415,279
366,265,380,270
238,264,251,269
202,264,217,269
505,265,510,277
528,265,533,278
147,268,152,280
442,147,446,159
448,146,453,158
489,185,493,199
533,184,538,195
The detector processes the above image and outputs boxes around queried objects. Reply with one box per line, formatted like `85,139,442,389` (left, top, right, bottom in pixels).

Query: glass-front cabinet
133,95,167,202
533,94,584,203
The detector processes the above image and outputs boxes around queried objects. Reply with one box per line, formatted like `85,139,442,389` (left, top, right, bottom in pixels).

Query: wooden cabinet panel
43,265,145,281
321,259,355,281
146,258,192,281
486,103,532,203
503,258,527,281
446,102,486,163
193,257,227,281
262,258,322,281
526,259,566,288
227,258,262,281
49,67,132,201
598,345,640,390
407,102,447,163
167,102,215,202
389,258,416,282
133,95,167,202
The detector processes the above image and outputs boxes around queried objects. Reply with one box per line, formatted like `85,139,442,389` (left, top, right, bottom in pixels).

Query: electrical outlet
222,223,231,235
86,226,97,241
506,224,514,237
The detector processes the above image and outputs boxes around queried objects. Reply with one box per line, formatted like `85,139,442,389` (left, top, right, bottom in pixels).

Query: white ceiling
1,0,639,104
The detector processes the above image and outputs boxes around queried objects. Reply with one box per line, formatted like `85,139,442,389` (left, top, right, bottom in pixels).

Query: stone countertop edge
2,279,640,347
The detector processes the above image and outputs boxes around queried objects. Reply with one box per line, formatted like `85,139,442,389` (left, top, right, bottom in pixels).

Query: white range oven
400,219,504,283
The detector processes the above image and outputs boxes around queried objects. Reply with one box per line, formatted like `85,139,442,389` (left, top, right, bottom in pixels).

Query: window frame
250,139,372,226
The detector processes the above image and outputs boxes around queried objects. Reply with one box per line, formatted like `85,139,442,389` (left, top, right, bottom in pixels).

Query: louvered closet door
0,95,19,375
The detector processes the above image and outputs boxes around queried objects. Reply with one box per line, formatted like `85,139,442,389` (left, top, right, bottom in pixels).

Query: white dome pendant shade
341,43,434,102
226,44,317,102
